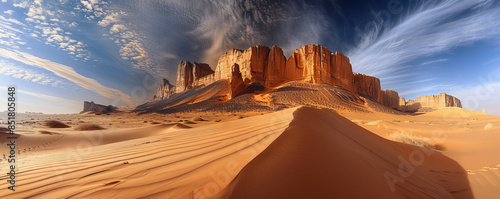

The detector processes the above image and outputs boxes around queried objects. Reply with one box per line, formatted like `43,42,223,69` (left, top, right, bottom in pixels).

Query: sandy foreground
0,106,499,198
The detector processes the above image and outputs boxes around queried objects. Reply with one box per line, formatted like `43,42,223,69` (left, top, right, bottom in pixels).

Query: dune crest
219,107,473,199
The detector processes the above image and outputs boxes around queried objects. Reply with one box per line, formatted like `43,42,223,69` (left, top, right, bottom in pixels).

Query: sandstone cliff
175,61,215,93
80,101,117,114
153,78,175,100
155,44,460,111
400,93,462,111
230,64,247,99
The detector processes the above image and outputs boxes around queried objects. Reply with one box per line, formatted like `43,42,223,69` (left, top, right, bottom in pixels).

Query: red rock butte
155,44,462,111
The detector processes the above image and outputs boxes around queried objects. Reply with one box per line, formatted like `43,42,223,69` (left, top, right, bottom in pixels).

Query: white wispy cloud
0,86,80,106
163,0,332,66
0,14,24,49
20,1,92,61
13,1,28,8
348,0,500,82
0,49,138,104
96,10,157,74
0,60,65,87
420,59,448,66
3,10,14,15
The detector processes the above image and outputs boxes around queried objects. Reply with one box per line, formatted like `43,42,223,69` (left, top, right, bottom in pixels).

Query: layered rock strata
399,93,462,111
155,44,458,109
153,78,175,100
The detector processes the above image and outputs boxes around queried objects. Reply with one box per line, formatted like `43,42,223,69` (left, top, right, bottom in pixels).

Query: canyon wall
159,44,409,108
175,61,215,93
153,78,176,100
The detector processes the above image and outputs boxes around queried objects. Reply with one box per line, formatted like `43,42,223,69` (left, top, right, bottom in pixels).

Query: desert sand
1,101,499,198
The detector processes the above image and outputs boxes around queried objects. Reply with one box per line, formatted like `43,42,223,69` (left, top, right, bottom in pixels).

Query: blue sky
0,0,499,115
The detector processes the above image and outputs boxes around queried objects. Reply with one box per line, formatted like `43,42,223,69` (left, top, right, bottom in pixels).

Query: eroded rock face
230,64,247,99
157,44,472,112
176,61,193,93
400,93,462,112
283,44,355,91
379,89,400,109
215,46,271,83
80,101,116,114
153,78,175,100
414,93,462,109
265,45,286,87
176,61,215,93
399,97,407,111
353,73,381,101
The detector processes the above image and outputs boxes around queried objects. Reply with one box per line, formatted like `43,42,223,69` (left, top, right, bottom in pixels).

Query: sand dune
356,107,500,199
0,107,297,198
2,105,499,198
219,107,472,199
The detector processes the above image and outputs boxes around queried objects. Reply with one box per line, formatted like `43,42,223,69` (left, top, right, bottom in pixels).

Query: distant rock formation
152,44,461,111
153,78,175,100
80,101,117,114
399,93,462,112
176,61,215,93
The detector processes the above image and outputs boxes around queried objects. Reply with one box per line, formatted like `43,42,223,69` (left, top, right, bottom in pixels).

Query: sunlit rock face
399,93,462,112
175,61,193,93
153,78,175,100
155,44,459,110
414,93,462,109
229,64,247,99
353,73,381,101
175,61,215,93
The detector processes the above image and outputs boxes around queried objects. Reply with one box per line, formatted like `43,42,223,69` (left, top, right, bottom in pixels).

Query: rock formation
80,101,117,114
152,44,461,112
153,78,175,100
399,97,407,111
264,45,286,87
230,64,247,99
379,89,400,109
399,93,462,111
175,61,215,93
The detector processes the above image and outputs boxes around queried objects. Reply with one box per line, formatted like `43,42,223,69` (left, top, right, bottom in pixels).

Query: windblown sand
0,105,499,198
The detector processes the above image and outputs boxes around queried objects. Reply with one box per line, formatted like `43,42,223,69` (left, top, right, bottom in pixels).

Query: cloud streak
420,59,448,66
0,49,138,104
0,60,65,87
348,0,500,82
0,86,80,106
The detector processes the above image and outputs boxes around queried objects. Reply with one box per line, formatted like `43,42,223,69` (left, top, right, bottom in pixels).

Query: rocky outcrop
80,101,117,114
175,61,215,93
153,78,175,100
379,89,400,109
353,73,381,101
400,93,462,112
215,45,270,83
264,45,286,87
399,97,407,111
230,64,247,99
414,93,462,109
283,45,356,91
153,44,470,112
176,61,193,93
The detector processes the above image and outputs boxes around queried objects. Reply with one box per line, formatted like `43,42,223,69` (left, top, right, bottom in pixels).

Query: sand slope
220,107,473,199
0,107,297,198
